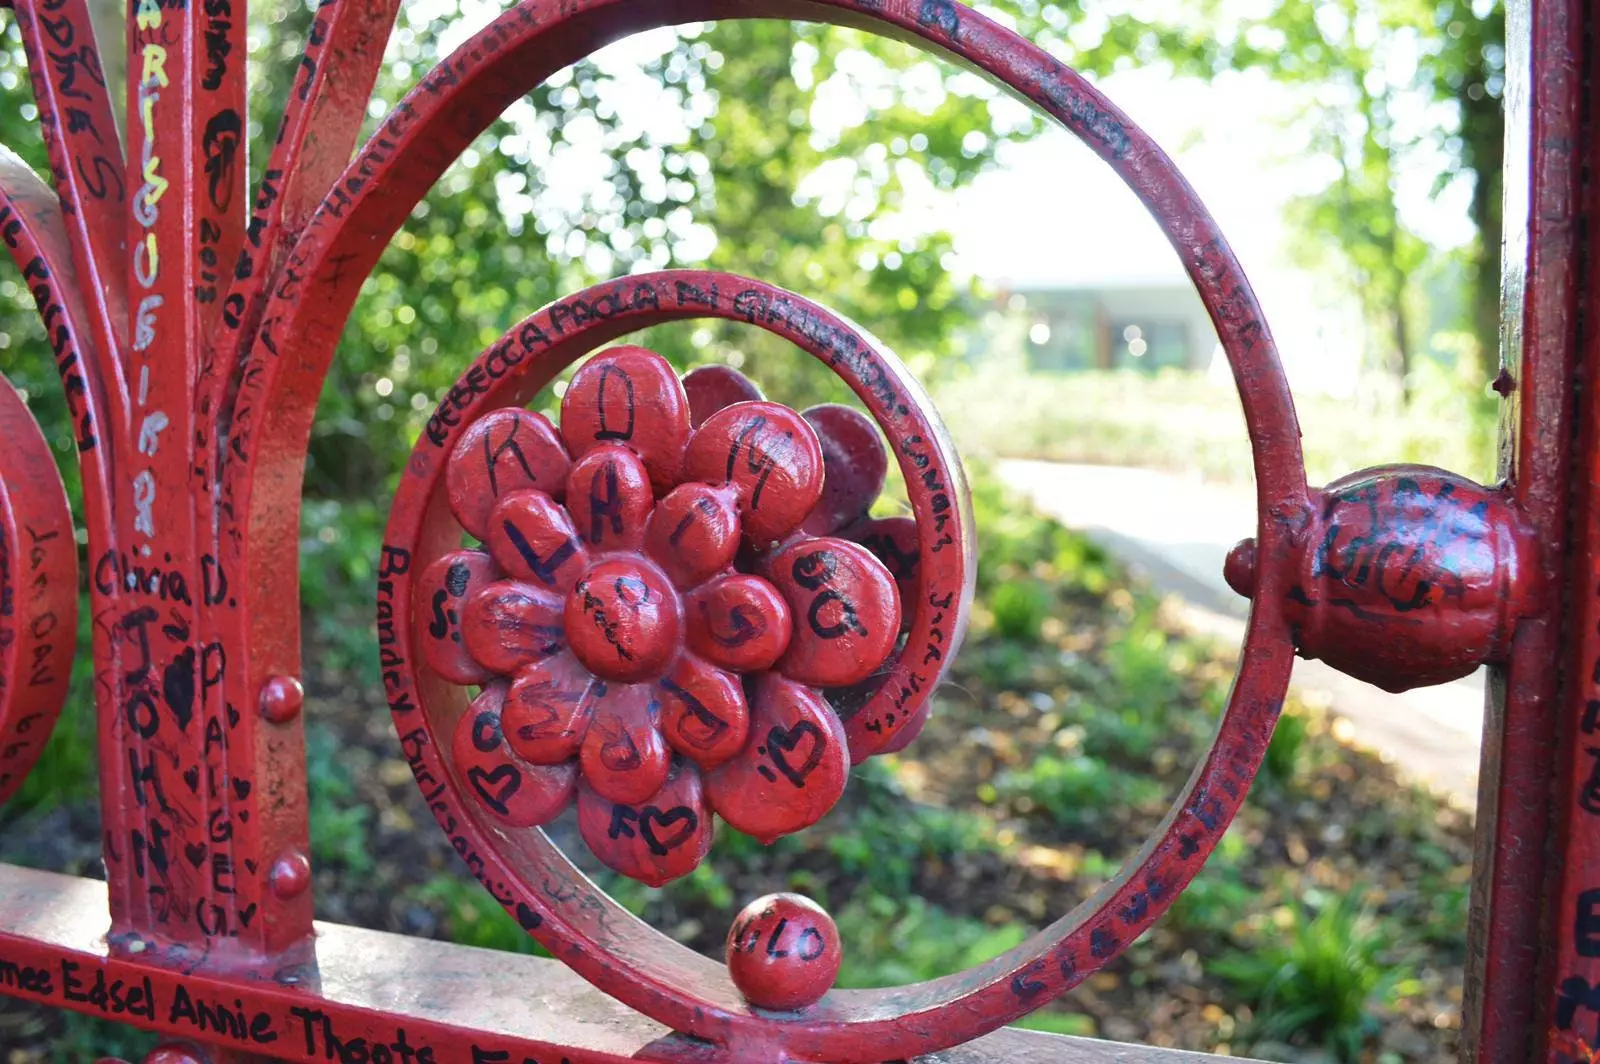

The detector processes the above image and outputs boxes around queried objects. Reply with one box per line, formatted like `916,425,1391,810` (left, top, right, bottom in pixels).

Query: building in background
994,283,1216,374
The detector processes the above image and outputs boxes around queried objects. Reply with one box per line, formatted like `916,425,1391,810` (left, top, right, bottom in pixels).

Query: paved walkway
999,460,1484,807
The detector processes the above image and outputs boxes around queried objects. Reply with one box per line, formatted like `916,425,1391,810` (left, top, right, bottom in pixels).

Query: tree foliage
1013,0,1504,394
0,0,1504,645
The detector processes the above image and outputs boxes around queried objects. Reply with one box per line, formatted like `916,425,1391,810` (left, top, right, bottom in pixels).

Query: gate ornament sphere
0,0,1551,1060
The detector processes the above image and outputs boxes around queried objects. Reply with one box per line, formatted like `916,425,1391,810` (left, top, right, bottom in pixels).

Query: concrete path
998,460,1484,807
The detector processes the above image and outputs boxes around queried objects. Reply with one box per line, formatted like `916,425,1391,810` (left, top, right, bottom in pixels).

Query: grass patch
937,366,1494,487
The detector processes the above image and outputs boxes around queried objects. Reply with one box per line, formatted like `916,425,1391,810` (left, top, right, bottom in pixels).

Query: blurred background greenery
0,0,1500,1060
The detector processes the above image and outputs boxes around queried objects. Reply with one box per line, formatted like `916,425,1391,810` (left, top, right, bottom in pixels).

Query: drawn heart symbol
639,805,697,855
600,728,642,772
467,763,522,815
767,720,825,788
675,701,729,749
182,766,200,794
659,680,730,750
184,842,207,869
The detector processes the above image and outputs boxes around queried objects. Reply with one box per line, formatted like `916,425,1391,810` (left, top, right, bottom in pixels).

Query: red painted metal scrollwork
410,343,922,883
0,0,1575,1060
0,374,76,808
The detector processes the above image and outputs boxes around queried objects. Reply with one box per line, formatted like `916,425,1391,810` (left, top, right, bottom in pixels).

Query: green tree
1017,0,1504,398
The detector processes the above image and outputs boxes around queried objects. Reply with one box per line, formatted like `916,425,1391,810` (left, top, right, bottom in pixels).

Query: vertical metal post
1533,5,1600,1061
108,0,314,972
1466,0,1590,1060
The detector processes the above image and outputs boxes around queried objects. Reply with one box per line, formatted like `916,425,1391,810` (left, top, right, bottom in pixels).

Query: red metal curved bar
377,276,1287,1062
211,1,1308,1057
11,0,130,360
0,148,129,815
0,373,77,808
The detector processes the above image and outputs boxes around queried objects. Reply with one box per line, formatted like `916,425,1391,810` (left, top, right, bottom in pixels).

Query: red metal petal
800,404,888,536
578,682,672,805
565,443,654,553
643,483,742,589
682,364,762,428
461,580,566,676
849,515,920,633
657,656,750,769
686,574,793,673
769,538,901,687
560,346,690,494
484,489,589,593
681,402,825,547
705,675,848,844
577,760,711,887
415,550,499,685
446,408,571,541
564,558,683,684
502,651,598,764
451,684,576,828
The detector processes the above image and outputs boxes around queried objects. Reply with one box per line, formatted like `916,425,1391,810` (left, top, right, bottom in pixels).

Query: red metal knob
268,849,313,900
727,893,842,1011
1225,464,1537,692
258,674,305,724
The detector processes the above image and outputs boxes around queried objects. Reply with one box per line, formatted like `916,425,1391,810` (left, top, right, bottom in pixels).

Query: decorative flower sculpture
416,346,920,885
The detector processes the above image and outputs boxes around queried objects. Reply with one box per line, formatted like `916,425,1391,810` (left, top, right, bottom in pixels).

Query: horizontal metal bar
0,863,1261,1062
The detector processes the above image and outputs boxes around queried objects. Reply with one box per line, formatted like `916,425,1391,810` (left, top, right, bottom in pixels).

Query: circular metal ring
245,1,1311,1057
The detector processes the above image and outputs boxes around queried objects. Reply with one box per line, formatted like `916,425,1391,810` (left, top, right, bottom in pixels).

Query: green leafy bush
997,753,1164,827
827,760,990,896
1261,707,1311,788
1211,891,1389,1062
988,579,1053,643
414,874,552,957
306,723,375,875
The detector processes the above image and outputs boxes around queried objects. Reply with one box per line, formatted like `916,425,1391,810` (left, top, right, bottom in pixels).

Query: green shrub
827,760,990,895
413,874,551,956
306,723,374,875
1261,707,1310,788
970,641,1035,689
1168,829,1253,934
988,579,1053,643
1210,891,1389,1062
834,896,1028,988
997,753,1164,827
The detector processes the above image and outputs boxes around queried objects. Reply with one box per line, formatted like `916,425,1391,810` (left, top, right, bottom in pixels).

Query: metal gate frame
0,0,1591,1061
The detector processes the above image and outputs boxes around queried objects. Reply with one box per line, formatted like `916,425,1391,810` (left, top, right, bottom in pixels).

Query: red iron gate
0,0,1590,1061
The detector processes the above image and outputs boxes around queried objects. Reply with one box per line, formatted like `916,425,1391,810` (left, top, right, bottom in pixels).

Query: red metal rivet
259,675,304,724
726,893,842,1011
268,850,313,900
1223,538,1257,597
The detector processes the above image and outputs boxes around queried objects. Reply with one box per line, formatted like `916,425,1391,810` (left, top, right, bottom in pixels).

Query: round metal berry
726,893,842,1011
